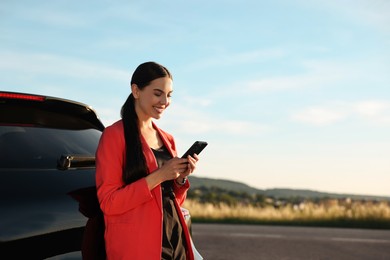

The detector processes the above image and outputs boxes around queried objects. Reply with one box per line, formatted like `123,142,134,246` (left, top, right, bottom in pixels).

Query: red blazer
96,120,194,260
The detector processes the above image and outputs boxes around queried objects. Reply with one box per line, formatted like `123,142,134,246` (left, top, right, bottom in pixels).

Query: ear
131,84,140,99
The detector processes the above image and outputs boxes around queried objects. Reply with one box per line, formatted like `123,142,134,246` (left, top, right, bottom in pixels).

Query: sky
1,0,390,196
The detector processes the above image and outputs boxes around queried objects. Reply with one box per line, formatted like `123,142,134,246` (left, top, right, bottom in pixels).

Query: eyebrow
153,88,173,94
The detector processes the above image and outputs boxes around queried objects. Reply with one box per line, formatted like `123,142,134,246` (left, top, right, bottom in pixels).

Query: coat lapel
153,121,177,158
140,133,163,214
140,122,177,216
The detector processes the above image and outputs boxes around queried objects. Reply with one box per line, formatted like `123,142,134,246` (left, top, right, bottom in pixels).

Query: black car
0,91,192,259
0,91,105,259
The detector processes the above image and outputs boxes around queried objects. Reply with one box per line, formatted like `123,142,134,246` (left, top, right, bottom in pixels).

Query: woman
95,61,198,259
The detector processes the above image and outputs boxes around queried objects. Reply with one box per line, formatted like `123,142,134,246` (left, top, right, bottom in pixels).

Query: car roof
0,91,105,131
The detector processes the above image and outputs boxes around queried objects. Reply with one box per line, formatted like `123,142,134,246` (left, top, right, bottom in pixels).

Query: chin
153,114,162,119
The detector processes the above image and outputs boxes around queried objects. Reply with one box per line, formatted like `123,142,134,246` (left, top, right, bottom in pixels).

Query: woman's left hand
181,153,199,178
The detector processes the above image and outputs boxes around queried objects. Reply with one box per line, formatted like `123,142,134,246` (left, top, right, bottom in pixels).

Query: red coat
96,120,194,260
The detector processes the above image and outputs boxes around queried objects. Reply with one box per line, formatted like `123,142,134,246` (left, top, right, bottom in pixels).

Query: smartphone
181,141,208,158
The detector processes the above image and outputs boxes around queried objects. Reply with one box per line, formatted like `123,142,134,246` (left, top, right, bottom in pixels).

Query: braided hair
120,62,172,184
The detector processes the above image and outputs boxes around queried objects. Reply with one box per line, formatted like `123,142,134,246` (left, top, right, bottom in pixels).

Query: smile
154,106,165,113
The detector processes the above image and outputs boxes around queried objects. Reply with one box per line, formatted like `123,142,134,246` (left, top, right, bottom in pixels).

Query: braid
120,61,172,184
121,94,148,184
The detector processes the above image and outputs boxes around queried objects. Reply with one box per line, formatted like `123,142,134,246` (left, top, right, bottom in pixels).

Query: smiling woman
95,62,201,260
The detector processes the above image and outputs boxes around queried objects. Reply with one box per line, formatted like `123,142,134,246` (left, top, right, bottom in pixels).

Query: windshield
0,126,102,169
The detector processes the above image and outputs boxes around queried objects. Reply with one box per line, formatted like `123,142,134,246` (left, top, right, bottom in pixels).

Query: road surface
191,223,390,260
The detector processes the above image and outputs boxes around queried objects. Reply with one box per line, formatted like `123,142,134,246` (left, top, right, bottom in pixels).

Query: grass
183,199,390,229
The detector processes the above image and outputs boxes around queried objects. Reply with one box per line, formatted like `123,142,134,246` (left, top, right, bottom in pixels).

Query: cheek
150,95,160,104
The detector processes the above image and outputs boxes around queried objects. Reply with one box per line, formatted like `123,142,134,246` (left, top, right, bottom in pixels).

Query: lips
154,106,164,114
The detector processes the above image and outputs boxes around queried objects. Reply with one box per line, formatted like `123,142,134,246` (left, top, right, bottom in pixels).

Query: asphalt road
191,223,390,260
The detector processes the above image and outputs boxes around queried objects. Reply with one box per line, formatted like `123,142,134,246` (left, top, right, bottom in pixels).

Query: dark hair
121,62,172,184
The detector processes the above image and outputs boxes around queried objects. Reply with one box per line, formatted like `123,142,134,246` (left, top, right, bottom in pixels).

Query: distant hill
188,176,390,201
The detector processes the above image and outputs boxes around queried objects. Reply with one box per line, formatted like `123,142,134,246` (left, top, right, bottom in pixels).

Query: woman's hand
146,154,199,190
174,154,199,186
158,157,189,182
179,153,199,179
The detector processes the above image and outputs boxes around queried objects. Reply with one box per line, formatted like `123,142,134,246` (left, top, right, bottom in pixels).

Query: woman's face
132,76,173,120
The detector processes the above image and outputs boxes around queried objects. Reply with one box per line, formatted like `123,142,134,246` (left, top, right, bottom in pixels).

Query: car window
0,126,101,169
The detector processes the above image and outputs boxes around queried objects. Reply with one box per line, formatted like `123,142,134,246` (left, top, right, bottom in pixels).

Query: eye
153,89,172,98
153,90,163,97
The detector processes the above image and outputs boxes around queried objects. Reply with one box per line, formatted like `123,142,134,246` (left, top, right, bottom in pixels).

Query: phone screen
181,141,208,158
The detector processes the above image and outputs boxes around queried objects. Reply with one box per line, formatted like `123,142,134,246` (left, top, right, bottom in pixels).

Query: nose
160,95,169,105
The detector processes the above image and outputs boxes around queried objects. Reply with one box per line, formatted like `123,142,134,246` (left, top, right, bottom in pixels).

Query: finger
192,153,200,161
185,157,194,167
185,162,195,174
178,157,189,164
175,163,189,173
188,156,197,167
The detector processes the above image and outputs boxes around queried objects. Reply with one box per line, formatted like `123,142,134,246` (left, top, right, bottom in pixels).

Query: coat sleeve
95,123,154,216
173,180,190,206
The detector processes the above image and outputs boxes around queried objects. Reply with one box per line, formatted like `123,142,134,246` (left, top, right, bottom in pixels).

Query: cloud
161,101,272,136
95,107,121,127
245,74,321,92
3,2,93,28
180,96,213,107
353,101,390,124
296,0,390,33
177,118,270,135
0,51,129,81
291,100,390,126
186,48,286,70
237,56,389,93
291,107,349,126
354,101,390,117
241,62,343,92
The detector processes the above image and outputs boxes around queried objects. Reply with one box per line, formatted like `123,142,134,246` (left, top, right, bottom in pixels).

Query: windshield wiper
57,154,95,170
